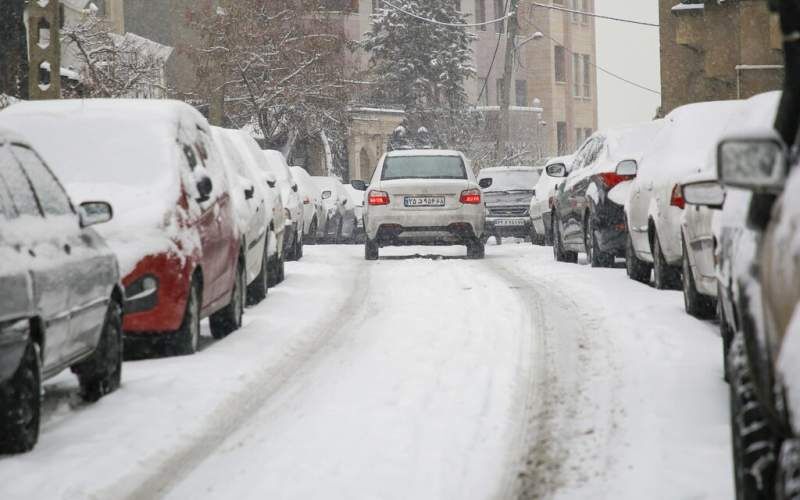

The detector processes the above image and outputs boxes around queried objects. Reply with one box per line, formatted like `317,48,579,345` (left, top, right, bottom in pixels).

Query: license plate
495,218,526,226
404,196,445,208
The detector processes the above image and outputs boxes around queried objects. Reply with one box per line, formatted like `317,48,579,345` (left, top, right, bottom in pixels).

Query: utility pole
496,0,520,163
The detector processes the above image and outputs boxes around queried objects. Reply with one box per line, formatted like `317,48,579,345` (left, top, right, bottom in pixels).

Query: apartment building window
515,80,528,107
476,0,486,31
573,53,581,97
582,0,591,24
554,46,566,83
478,78,489,106
582,54,591,97
570,0,580,23
557,122,568,155
496,78,504,105
495,0,505,33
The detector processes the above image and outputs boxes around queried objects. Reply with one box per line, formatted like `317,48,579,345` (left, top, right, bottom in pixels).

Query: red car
0,100,246,356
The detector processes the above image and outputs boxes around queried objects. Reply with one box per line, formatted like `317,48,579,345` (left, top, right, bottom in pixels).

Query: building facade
463,0,599,157
659,0,783,115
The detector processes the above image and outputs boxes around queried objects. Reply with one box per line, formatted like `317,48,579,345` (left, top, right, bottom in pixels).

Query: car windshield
381,156,466,180
479,170,540,193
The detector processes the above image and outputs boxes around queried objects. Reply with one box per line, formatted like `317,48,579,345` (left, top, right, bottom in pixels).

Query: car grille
488,206,529,217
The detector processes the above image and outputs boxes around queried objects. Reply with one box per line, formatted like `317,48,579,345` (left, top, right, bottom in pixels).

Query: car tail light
670,184,685,210
597,172,634,189
368,190,390,206
303,196,310,205
460,189,481,204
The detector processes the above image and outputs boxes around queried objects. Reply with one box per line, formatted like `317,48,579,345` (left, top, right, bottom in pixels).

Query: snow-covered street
0,243,732,500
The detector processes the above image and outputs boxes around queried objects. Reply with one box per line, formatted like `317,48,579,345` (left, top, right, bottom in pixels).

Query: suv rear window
382,156,466,181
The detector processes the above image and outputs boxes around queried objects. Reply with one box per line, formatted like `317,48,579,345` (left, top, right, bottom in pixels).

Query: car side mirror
718,135,787,192
351,180,367,191
196,175,213,203
546,163,567,178
244,185,255,200
616,160,638,177
322,190,332,200
682,181,725,209
478,178,493,189
79,201,113,228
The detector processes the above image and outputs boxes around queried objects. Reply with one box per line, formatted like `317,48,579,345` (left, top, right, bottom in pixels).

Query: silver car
356,150,486,260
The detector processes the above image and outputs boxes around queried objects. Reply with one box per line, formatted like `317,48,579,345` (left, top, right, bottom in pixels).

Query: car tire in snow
728,332,778,500
585,216,614,268
652,231,681,290
72,300,123,403
296,232,304,260
172,279,201,356
0,338,41,454
467,239,485,259
626,230,651,284
681,239,716,319
553,215,577,263
210,257,245,339
306,219,317,245
246,237,270,306
287,230,301,262
365,239,379,260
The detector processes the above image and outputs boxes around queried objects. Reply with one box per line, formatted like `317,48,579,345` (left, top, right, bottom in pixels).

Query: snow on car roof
386,149,464,157
479,166,538,172
0,126,32,147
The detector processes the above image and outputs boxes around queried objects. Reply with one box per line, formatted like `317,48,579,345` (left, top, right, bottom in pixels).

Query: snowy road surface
0,244,732,499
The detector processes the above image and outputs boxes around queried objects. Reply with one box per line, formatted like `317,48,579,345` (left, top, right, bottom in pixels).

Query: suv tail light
597,172,635,189
368,190,390,206
460,189,482,204
670,184,685,210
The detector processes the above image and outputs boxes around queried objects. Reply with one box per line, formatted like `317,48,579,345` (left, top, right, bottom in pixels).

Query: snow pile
0,99,210,277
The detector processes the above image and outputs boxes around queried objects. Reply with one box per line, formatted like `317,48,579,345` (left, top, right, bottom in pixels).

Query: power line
530,2,659,28
381,0,514,28
523,16,661,96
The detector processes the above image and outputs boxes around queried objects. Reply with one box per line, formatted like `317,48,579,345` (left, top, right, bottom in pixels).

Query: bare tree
186,0,353,164
61,13,171,98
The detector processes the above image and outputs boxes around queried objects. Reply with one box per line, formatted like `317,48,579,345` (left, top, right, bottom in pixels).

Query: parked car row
530,90,800,499
0,98,353,454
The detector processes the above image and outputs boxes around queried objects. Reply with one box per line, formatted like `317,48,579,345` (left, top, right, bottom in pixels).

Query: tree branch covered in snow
61,14,170,99
185,0,353,165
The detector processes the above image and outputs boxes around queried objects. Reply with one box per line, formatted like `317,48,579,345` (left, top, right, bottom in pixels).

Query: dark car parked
0,129,123,454
551,122,664,267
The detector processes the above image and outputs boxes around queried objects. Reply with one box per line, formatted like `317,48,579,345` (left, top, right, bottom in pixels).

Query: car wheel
467,238,485,259
544,222,554,246
286,230,299,262
297,232,304,260
585,216,613,268
0,338,41,454
246,236,269,305
729,333,778,500
626,230,651,283
306,219,317,245
365,238,379,260
210,257,245,339
553,216,577,263
172,279,201,355
494,234,502,246
277,254,286,283
653,231,681,290
73,300,123,403
681,239,716,319
335,220,344,244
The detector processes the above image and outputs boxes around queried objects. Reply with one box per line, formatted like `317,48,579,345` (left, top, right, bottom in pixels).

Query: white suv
355,150,486,260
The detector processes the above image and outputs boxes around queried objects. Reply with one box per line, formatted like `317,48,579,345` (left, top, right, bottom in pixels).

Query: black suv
0,129,123,453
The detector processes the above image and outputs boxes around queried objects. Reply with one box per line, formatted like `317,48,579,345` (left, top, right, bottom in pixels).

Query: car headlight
125,274,159,314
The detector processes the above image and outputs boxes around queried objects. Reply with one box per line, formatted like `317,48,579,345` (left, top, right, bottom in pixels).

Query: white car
290,166,325,244
679,91,781,318
625,100,742,289
227,131,287,286
262,150,304,261
357,149,486,260
212,127,274,304
311,176,357,243
529,155,574,245
344,183,366,242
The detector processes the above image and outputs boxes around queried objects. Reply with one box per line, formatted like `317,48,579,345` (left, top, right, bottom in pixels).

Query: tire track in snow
484,256,622,500
115,261,374,500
